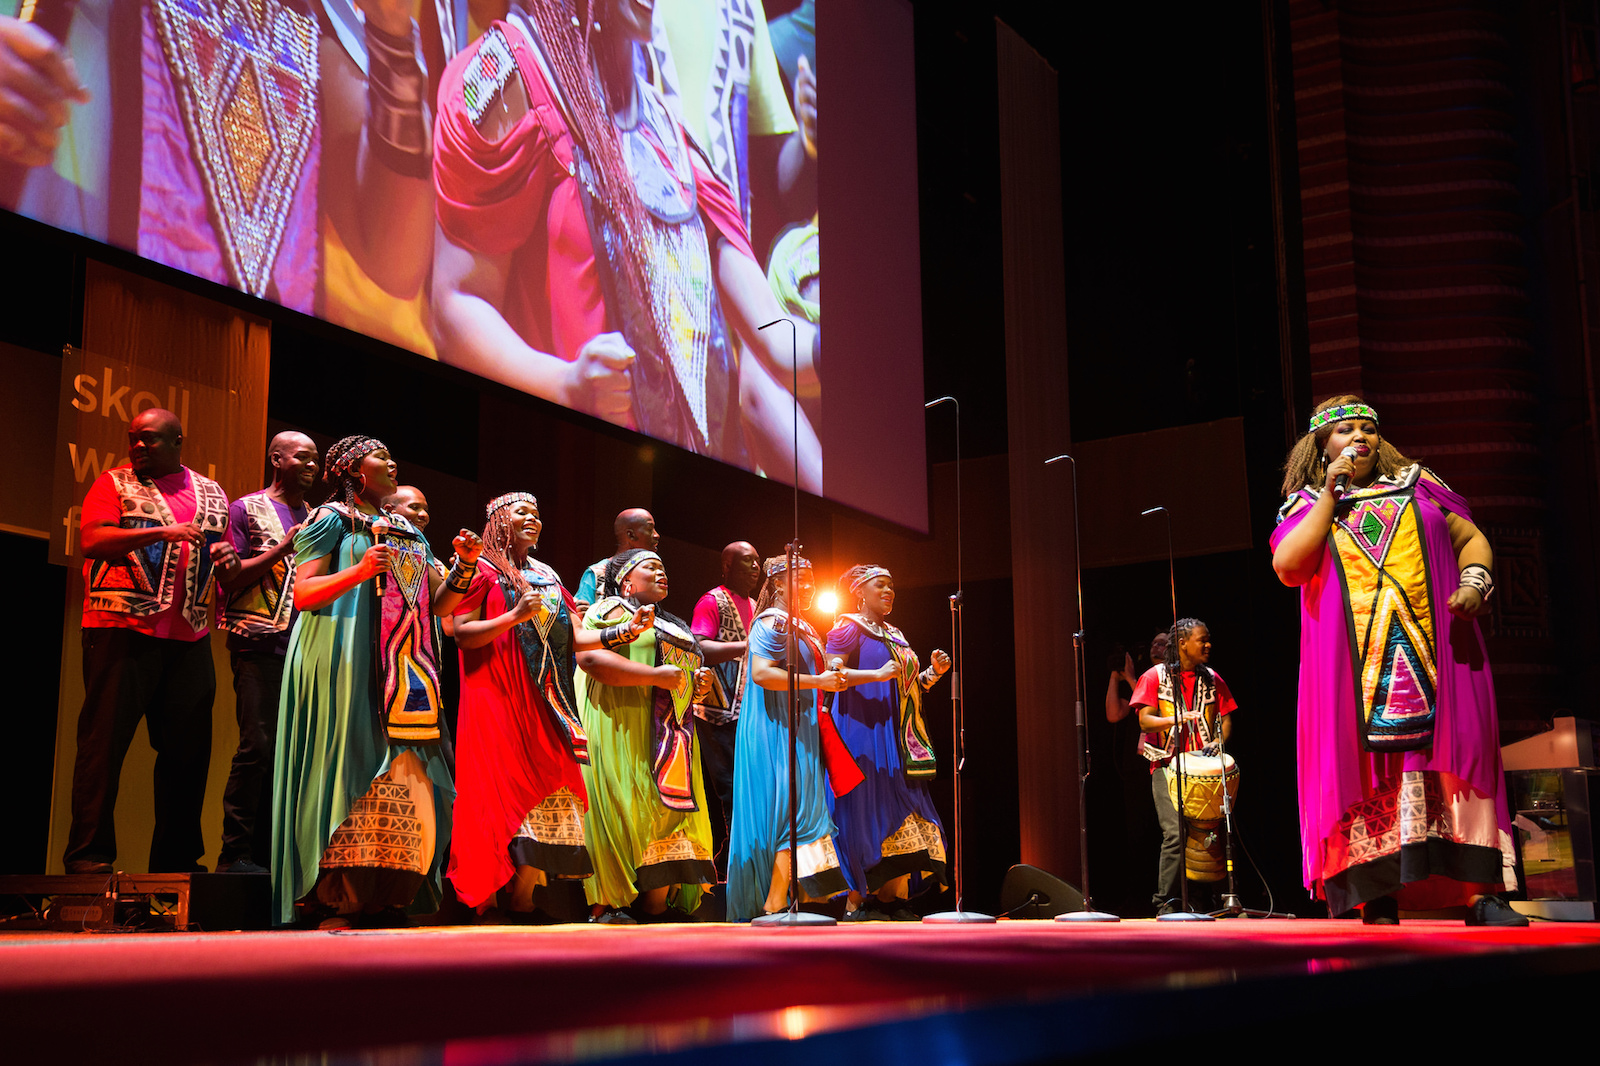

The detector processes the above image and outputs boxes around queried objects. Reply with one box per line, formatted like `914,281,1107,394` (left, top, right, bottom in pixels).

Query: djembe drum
1165,752,1239,882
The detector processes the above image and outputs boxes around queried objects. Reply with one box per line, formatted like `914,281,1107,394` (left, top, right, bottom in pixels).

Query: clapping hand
929,650,952,676
692,667,715,701
628,603,655,636
453,528,483,564
209,539,240,575
510,587,541,622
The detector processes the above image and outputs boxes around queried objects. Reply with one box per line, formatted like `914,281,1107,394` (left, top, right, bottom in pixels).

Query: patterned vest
85,467,230,632
696,586,750,725
1143,664,1220,764
218,491,297,638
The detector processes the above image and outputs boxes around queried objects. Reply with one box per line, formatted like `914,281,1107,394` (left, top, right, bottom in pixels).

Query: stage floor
4,917,1597,1064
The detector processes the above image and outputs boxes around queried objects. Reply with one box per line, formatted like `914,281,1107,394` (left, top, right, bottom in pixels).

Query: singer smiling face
1323,418,1380,487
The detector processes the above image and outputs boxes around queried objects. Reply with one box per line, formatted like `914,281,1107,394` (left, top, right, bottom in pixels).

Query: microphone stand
751,319,832,927
1044,455,1118,922
1140,505,1212,922
923,396,993,924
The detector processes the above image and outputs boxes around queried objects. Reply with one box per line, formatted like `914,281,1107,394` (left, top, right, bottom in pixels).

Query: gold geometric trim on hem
880,813,946,865
514,787,586,848
322,753,435,874
640,829,711,868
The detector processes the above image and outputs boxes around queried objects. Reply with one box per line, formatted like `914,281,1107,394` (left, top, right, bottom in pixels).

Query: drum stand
1205,733,1284,919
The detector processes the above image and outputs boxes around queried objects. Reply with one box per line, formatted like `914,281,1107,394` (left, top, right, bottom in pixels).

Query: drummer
1131,617,1237,915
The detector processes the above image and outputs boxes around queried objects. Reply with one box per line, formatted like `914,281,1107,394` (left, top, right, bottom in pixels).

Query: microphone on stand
1332,445,1359,498
371,517,391,597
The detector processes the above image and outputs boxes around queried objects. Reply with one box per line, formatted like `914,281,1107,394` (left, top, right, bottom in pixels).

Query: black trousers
218,650,284,866
1152,769,1184,907
66,628,215,871
1152,768,1216,911
698,716,738,879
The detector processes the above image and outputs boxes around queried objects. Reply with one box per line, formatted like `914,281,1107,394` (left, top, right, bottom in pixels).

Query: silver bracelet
1458,563,1494,601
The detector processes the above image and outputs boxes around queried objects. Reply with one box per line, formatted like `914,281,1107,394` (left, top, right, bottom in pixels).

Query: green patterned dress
271,505,455,925
577,596,716,912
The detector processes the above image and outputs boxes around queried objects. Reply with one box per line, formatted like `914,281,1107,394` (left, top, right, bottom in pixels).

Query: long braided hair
755,555,813,615
480,492,538,600
321,435,388,534
1281,394,1414,497
523,0,672,384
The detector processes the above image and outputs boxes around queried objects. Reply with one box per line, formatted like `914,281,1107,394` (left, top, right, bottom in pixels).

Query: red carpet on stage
4,918,1598,1064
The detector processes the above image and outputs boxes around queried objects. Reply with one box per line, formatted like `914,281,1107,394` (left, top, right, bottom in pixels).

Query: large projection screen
1,0,928,532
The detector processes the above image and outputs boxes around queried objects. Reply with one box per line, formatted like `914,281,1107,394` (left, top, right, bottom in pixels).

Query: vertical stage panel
997,22,1077,883
46,261,270,873
1285,1,1553,733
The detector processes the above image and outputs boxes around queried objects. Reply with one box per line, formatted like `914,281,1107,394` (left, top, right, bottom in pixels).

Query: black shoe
65,860,114,876
1466,895,1529,927
359,907,411,929
216,858,268,874
590,907,636,925
882,904,920,921
1361,897,1399,925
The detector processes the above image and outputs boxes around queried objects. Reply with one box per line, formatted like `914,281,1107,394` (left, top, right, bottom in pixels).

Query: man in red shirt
1131,618,1236,914
66,408,239,875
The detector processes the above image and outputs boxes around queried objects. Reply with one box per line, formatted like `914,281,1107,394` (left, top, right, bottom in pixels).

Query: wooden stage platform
3,917,1597,1064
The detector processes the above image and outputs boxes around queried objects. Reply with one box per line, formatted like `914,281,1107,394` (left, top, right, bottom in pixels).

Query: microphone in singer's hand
1333,445,1358,498
371,517,391,595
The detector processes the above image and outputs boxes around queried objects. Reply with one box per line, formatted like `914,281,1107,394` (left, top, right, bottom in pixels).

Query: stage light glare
816,589,839,615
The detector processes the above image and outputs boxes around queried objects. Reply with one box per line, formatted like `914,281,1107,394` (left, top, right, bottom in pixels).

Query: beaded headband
325,435,387,480
1308,403,1379,434
764,555,813,577
848,566,891,594
617,550,663,586
486,491,538,520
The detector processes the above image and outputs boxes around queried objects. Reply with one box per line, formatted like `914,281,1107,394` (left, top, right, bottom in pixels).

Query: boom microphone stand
923,396,994,924
1140,506,1212,922
1044,454,1118,922
751,319,833,927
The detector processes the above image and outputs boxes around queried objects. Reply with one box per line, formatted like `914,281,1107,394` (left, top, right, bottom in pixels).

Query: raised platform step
0,872,270,931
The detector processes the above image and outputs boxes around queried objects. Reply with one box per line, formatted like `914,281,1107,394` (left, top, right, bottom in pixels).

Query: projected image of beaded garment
272,437,458,927
449,493,593,913
433,0,823,491
1271,399,1516,921
826,566,951,913
576,549,716,917
1,0,445,354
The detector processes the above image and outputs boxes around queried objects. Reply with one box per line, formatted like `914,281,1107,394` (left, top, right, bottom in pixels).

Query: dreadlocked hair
523,0,672,387
1281,394,1414,497
321,435,387,534
480,498,534,600
1165,617,1214,693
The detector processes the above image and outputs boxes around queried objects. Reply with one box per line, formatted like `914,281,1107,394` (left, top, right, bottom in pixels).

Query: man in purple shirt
214,432,319,873
689,541,760,878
